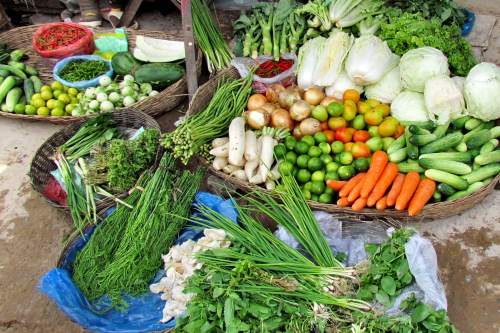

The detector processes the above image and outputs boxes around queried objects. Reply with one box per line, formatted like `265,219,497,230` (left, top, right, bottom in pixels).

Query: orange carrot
361,151,388,198
366,163,399,206
376,196,387,210
408,178,436,216
339,173,365,197
386,173,405,207
352,197,367,211
337,197,350,207
348,174,366,203
395,171,420,211
326,180,347,192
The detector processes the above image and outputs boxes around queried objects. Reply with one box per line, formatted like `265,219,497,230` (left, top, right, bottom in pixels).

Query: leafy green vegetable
385,0,466,27
378,10,476,76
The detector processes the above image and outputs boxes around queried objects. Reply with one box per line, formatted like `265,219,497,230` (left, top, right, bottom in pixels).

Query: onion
289,100,311,121
299,118,321,135
247,94,268,110
265,84,285,103
260,103,277,116
271,109,294,129
293,126,303,139
245,109,270,129
278,87,301,108
303,86,325,106
320,96,338,106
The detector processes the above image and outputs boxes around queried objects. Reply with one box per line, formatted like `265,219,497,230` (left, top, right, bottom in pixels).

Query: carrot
337,197,350,207
352,197,367,211
366,163,399,206
361,151,389,198
348,174,366,203
339,173,365,197
408,178,436,216
395,171,420,211
376,196,387,210
386,173,405,207
326,179,347,192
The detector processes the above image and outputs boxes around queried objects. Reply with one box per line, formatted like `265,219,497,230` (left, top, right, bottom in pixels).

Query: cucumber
470,149,480,158
387,135,406,154
420,132,464,154
389,147,407,163
7,61,25,72
432,123,449,139
490,126,500,139
424,169,469,190
0,77,3,85
0,76,16,103
24,65,38,76
446,182,485,201
462,163,500,184
0,68,9,77
23,79,34,102
410,133,437,146
0,64,27,79
474,150,500,166
405,128,419,159
480,139,498,155
463,122,494,141
409,125,431,135
472,162,481,170
451,116,471,129
454,142,467,152
30,76,42,93
397,161,424,173
433,191,442,202
419,159,472,175
465,129,491,149
437,183,457,196
418,152,472,163
1,103,8,112
5,87,22,112
464,118,482,130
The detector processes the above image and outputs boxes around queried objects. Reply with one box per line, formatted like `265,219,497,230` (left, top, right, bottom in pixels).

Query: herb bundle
385,0,467,27
59,59,109,82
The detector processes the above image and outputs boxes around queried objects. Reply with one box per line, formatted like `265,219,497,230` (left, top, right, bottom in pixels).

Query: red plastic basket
32,22,95,59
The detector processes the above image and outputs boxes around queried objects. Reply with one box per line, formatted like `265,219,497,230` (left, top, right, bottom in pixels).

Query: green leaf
381,276,397,296
357,287,374,301
213,287,225,298
401,272,413,285
411,303,431,323
396,259,410,279
224,297,235,328
375,291,390,307
365,243,378,257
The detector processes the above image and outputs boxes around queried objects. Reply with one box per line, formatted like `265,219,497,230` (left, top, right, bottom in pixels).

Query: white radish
249,174,265,184
223,165,241,174
258,135,276,181
212,157,228,170
244,130,258,161
212,137,229,148
231,169,247,181
209,143,229,157
244,158,259,180
265,179,276,190
228,117,246,166
269,162,281,181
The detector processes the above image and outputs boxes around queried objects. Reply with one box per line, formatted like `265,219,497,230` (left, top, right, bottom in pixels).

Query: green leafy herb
59,59,108,82
385,0,467,27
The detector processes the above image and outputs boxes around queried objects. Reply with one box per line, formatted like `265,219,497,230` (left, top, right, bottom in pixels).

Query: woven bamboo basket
189,67,500,222
29,109,162,212
0,24,202,124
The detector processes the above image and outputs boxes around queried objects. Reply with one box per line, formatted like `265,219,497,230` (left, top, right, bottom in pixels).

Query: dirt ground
0,2,499,333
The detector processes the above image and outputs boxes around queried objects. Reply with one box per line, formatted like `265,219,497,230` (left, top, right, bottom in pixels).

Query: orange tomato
323,130,336,143
366,98,380,108
320,121,329,131
375,104,390,117
353,130,370,142
344,142,354,152
328,117,348,130
364,110,384,126
335,127,355,143
394,124,405,138
351,142,371,158
357,101,371,114
343,89,360,103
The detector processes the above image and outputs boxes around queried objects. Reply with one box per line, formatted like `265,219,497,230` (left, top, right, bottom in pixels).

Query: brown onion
289,100,311,121
245,109,270,129
299,118,321,135
265,84,285,103
260,103,277,116
278,87,301,108
293,126,303,139
271,109,294,129
320,96,338,106
247,94,267,110
303,87,325,106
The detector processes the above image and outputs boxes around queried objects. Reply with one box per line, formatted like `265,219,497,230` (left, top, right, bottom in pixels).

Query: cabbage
451,76,465,94
312,30,353,87
364,66,402,103
424,75,465,124
399,47,450,93
391,90,429,123
297,37,326,89
464,62,500,121
325,70,363,100
345,35,399,85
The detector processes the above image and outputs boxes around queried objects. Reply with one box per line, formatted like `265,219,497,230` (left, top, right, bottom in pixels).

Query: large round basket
0,24,203,124
189,67,500,222
29,109,162,212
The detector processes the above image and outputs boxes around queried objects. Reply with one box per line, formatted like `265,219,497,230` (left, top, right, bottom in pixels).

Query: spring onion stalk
162,75,252,164
191,0,233,72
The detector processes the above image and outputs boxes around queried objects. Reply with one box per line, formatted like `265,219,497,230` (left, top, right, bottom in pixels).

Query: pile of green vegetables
385,0,467,27
59,59,108,82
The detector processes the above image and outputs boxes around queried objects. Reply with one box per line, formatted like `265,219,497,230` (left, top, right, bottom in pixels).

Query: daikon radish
244,130,258,161
228,117,246,166
212,157,228,170
212,137,229,148
249,174,265,184
269,162,281,181
258,135,276,181
265,179,276,190
223,165,241,174
245,158,259,180
231,169,247,181
209,143,229,157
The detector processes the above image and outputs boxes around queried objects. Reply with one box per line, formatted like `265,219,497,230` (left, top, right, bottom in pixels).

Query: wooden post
120,0,144,28
181,0,198,102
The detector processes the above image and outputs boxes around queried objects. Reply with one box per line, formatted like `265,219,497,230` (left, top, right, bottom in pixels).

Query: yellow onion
289,100,311,121
245,109,270,129
247,94,268,110
299,118,321,135
293,126,303,139
278,86,301,108
303,86,325,106
271,108,294,129
265,84,285,103
260,103,277,116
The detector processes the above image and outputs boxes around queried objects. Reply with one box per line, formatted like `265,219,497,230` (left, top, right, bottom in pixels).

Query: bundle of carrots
327,151,436,216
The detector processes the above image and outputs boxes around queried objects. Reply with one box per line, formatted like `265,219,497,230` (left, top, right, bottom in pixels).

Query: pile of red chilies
36,26,87,51
255,59,294,78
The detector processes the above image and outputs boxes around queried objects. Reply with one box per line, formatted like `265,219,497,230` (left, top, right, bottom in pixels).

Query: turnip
88,100,99,110
121,86,134,97
123,96,136,107
108,92,121,103
100,100,114,112
124,74,135,83
99,76,112,87
96,92,108,102
85,87,96,98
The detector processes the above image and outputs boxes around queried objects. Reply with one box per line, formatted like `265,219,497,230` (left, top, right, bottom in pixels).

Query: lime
295,141,310,155
274,144,287,159
324,187,334,195
40,90,53,101
70,97,79,105
331,141,344,154
308,146,322,158
307,157,323,171
37,106,50,116
334,154,341,163
338,166,355,180
302,189,312,200
53,90,62,99
65,104,76,113
14,104,25,114
32,93,42,100
54,100,65,110
31,98,45,108
51,107,65,116
296,169,311,183
285,151,297,165
327,102,344,117
63,85,69,91
313,132,327,144
311,170,325,182
339,151,353,165
326,162,340,173
352,114,366,130
311,194,320,202
278,161,294,175
285,136,297,151
325,171,339,180
311,105,328,121
51,81,64,91
354,157,370,172
304,182,313,191
40,85,52,93
58,93,71,104
320,154,333,165
25,105,37,115
292,166,299,177
310,181,326,195
301,135,315,147
68,87,79,96
296,155,310,169
46,99,57,109
77,92,84,99
319,193,333,204
318,142,331,155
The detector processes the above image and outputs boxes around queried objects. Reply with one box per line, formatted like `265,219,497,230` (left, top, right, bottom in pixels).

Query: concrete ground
0,2,499,333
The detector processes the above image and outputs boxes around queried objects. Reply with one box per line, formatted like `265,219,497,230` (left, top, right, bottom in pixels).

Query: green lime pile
26,81,80,117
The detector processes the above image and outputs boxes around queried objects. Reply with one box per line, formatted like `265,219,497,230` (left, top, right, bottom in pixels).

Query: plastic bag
94,28,128,60
53,55,113,89
32,23,95,59
231,53,297,93
39,191,237,333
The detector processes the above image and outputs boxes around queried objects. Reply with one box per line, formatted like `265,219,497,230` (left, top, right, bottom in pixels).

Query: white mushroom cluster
150,229,231,322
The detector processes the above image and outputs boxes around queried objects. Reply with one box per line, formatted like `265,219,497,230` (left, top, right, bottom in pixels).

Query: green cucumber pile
386,116,500,201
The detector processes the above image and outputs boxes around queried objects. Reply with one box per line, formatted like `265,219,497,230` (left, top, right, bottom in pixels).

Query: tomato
374,104,390,117
364,109,384,126
351,142,371,158
328,117,347,130
344,142,354,152
335,128,355,143
394,124,405,138
343,89,360,103
342,100,357,121
353,130,370,142
323,130,336,143
378,118,399,137
357,101,371,114
320,121,329,131
366,98,380,108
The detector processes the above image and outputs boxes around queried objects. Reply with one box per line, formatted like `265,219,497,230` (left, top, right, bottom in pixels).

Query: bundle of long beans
191,0,233,72
162,75,252,164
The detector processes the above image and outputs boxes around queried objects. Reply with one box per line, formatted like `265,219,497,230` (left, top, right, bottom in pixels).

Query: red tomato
320,121,329,131
344,142,354,152
394,124,405,138
351,142,371,158
323,130,336,143
353,130,370,142
335,127,354,143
